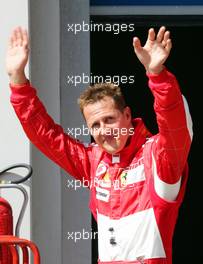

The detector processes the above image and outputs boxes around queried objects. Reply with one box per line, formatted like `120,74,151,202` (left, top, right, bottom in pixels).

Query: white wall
0,1,30,240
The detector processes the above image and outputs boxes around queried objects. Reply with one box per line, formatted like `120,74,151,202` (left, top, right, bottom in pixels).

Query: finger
161,31,170,47
165,39,172,53
19,27,24,45
15,26,23,46
133,37,142,53
157,26,166,42
148,28,155,41
8,35,15,49
163,30,170,42
22,29,29,48
12,28,18,47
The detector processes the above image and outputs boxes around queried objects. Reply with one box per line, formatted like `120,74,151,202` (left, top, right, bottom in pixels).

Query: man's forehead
83,97,116,113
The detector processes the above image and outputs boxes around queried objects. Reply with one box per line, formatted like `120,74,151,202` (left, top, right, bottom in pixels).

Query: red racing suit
9,68,193,264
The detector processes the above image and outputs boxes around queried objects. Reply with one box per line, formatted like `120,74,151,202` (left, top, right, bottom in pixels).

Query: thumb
133,37,142,55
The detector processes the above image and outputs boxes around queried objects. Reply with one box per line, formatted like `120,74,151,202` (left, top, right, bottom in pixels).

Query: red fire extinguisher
0,163,32,263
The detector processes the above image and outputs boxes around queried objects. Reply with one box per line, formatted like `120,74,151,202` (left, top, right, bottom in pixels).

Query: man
6,26,193,264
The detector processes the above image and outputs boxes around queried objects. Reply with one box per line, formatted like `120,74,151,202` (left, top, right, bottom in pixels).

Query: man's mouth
103,135,115,143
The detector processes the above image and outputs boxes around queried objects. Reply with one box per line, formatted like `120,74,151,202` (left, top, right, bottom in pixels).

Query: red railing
0,235,40,264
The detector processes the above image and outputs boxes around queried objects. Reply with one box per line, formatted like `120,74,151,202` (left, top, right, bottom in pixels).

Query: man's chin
101,144,121,155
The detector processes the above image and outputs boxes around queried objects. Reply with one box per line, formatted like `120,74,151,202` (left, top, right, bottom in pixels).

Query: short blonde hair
78,83,126,114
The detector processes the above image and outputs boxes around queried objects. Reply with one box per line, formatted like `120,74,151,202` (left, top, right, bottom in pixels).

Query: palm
141,40,168,70
6,46,28,74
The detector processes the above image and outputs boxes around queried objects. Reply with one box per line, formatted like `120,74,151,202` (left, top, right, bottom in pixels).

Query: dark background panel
91,0,203,5
90,15,202,263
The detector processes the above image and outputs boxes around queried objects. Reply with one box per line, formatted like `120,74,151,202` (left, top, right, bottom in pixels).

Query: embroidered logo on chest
119,164,146,188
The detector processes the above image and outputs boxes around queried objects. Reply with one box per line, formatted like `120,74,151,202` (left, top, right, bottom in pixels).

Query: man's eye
106,117,115,124
92,123,100,129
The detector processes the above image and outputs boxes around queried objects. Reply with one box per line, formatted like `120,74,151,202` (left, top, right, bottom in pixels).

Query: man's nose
99,123,111,136
98,122,105,135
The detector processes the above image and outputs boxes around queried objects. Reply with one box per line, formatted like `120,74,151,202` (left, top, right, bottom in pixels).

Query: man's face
83,96,133,154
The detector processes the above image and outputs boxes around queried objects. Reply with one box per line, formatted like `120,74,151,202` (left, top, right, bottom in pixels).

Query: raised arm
133,26,193,200
6,27,91,183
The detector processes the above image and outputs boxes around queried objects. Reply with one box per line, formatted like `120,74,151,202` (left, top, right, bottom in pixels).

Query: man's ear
124,106,132,121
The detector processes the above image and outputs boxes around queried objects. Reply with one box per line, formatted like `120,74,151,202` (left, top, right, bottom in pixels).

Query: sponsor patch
96,163,107,176
96,187,110,202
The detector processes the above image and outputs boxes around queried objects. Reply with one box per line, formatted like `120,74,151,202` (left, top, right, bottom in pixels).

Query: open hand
6,27,29,84
133,26,172,74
